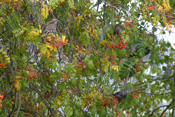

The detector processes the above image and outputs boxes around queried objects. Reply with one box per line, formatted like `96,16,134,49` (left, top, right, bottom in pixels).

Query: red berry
0,95,4,99
111,43,114,48
112,61,116,64
64,78,68,81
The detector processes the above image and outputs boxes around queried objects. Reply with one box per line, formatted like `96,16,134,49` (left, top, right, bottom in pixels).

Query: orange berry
112,61,116,64
127,22,131,25
0,95,4,99
64,78,68,81
111,43,114,48
168,21,172,25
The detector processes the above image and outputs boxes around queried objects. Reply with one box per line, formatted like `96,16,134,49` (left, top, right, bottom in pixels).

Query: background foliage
0,0,175,116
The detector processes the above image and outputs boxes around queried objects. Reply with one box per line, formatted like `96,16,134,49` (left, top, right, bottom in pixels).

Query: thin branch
16,92,21,117
96,0,101,12
0,32,14,44
20,106,44,117
172,109,175,117
159,103,172,117
128,88,146,94
9,91,18,117
29,84,55,116
149,104,171,117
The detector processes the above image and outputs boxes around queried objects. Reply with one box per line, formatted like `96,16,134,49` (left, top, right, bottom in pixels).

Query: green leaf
86,59,95,70
68,0,74,8
71,78,77,86
117,49,127,58
65,63,76,73
64,106,73,116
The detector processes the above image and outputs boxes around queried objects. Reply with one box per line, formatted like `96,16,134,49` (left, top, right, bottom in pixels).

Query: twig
159,103,172,117
29,84,55,116
172,109,175,117
0,32,14,44
16,92,21,117
9,91,18,117
149,104,171,117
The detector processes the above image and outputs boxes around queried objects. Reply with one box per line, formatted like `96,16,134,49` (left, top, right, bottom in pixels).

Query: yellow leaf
28,30,40,40
41,5,49,19
60,0,65,3
161,0,171,12
107,33,111,39
112,65,119,72
3,0,11,3
15,75,21,79
39,43,50,57
62,35,66,41
100,40,108,48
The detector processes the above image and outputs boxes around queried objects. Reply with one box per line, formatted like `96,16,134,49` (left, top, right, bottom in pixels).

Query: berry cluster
111,43,115,48
111,42,127,50
132,92,138,99
132,91,141,99
100,97,118,106
0,94,4,110
112,61,116,65
147,6,154,10
115,42,127,49
64,78,68,81
63,73,68,81
168,21,172,25
0,95,4,99
100,99,109,106
126,21,134,28
55,40,67,48
79,60,86,69
113,100,118,106
134,66,142,72
29,74,37,80
0,61,5,68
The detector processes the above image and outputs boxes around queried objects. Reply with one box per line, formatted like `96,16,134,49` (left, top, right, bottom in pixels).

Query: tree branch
159,103,172,117
16,92,21,117
149,104,171,117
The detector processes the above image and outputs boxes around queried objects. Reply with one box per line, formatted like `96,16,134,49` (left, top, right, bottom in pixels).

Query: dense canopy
0,0,175,116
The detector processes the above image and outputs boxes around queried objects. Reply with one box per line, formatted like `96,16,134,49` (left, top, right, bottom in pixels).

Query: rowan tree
0,0,175,116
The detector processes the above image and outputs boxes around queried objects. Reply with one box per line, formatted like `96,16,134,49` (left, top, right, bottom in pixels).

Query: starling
114,23,123,36
129,44,152,58
112,88,145,103
41,18,59,37
112,90,129,102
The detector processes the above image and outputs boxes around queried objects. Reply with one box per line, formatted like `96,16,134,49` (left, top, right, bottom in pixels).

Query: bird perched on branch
112,88,145,103
129,43,152,58
114,22,123,36
41,18,59,37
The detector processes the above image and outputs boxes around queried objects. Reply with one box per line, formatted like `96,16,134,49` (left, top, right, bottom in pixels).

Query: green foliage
0,0,175,116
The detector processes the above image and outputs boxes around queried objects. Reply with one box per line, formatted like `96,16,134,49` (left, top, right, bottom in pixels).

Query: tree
0,0,175,116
